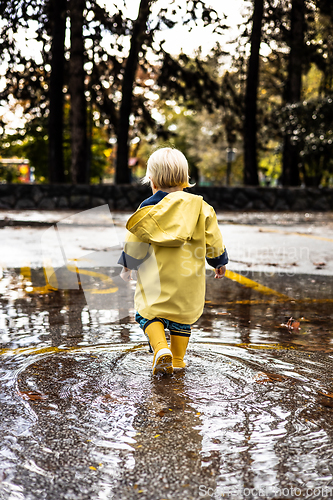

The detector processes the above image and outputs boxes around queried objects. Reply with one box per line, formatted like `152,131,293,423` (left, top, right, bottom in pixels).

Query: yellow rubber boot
145,321,173,375
170,334,189,370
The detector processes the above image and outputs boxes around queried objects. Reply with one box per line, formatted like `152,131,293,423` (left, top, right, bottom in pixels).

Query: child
118,147,228,375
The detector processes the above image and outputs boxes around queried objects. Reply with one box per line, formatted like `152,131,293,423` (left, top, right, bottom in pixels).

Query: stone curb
0,184,332,211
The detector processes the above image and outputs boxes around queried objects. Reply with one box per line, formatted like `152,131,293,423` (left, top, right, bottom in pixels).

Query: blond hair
143,147,195,189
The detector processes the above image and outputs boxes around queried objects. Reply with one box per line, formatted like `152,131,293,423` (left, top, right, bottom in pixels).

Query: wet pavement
1,210,333,500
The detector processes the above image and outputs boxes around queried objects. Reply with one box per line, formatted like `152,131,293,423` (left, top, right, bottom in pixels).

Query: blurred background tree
0,0,333,186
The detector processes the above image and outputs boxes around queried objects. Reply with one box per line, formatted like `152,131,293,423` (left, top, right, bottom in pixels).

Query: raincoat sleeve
118,231,150,270
205,206,228,268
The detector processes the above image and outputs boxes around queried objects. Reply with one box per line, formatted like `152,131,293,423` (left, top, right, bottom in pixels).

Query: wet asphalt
0,209,333,500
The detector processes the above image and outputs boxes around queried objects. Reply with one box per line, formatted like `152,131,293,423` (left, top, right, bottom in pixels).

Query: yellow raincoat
123,191,226,324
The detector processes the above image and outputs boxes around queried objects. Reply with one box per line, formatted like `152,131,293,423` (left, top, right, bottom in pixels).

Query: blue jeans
135,312,191,352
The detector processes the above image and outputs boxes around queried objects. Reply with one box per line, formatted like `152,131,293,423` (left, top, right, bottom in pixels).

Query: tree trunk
48,0,67,183
69,0,88,184
243,0,264,186
282,0,305,186
115,0,151,184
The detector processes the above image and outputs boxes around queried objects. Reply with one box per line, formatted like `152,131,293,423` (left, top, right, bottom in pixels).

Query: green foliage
258,142,282,183
278,96,333,185
0,0,227,184
0,103,110,183
157,50,221,114
136,45,244,186
1,0,333,186
137,98,244,186
0,164,20,183
0,117,48,182
89,123,110,184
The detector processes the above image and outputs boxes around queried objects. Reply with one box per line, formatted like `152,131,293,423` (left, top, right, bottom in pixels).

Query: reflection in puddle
1,267,333,499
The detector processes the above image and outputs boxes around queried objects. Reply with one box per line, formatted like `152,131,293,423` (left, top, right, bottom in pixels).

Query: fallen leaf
281,317,301,331
318,396,333,408
266,373,286,382
18,391,47,401
89,466,97,470
287,317,300,329
254,372,287,383
153,434,160,438
318,391,333,399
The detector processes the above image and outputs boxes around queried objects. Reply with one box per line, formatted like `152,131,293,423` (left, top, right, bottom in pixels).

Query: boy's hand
214,265,226,279
120,267,132,281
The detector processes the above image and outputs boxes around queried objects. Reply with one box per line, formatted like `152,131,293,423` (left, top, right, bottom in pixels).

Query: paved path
1,209,332,276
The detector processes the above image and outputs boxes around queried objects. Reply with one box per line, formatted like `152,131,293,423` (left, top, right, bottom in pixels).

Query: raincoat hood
126,191,203,247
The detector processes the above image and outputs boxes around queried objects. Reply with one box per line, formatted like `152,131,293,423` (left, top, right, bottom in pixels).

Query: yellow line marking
1,345,77,357
259,228,333,243
67,265,118,294
21,266,58,295
0,335,329,358
187,340,297,351
225,270,290,299
227,299,287,305
20,265,118,295
300,298,333,303
43,257,58,289
207,297,333,306
0,343,145,357
236,342,295,351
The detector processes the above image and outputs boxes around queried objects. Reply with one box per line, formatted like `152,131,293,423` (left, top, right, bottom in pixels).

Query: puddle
1,267,333,499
